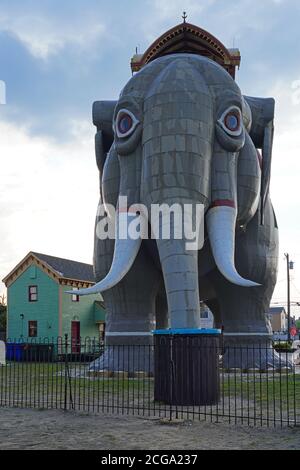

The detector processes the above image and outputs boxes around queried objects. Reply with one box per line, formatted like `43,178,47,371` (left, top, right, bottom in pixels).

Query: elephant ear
243,96,275,224
92,100,116,176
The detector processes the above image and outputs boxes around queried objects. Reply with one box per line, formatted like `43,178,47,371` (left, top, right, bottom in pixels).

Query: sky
1,0,300,318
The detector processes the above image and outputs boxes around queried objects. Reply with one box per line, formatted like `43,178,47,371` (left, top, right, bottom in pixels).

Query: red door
71,321,80,353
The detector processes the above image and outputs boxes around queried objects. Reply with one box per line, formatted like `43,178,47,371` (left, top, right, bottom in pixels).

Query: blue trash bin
6,343,24,361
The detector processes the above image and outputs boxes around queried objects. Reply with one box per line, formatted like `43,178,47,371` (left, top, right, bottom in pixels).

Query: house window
72,288,80,302
28,285,38,302
28,321,37,337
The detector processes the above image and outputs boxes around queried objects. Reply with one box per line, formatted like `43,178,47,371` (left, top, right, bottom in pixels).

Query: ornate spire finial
182,11,187,23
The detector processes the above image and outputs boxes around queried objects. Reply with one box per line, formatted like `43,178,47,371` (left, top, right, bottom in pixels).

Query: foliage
273,341,294,351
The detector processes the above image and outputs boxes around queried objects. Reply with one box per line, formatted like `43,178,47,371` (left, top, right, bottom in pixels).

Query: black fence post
64,334,68,410
64,334,74,411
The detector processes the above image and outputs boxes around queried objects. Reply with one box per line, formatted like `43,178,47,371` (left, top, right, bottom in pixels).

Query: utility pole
284,253,292,342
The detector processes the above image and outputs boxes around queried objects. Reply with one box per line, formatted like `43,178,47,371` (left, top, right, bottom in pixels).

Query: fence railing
0,336,299,427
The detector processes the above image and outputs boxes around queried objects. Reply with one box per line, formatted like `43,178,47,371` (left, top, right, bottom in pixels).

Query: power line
271,302,300,306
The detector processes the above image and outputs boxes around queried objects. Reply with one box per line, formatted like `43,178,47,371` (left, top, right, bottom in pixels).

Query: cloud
151,0,214,21
0,119,99,294
266,77,300,311
142,0,288,45
0,4,106,59
140,0,215,43
0,1,131,142
0,30,124,142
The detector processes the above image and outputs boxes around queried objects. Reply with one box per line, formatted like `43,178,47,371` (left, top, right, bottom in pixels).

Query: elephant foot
89,345,154,374
222,334,293,370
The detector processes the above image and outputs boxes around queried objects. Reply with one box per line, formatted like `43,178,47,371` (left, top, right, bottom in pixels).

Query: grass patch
0,362,299,423
221,373,300,404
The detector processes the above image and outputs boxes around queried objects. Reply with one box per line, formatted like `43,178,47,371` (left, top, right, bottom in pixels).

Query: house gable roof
2,251,95,288
31,252,95,283
268,306,286,315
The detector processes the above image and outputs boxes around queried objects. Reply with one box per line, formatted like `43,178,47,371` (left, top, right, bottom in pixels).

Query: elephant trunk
156,238,201,329
150,205,202,329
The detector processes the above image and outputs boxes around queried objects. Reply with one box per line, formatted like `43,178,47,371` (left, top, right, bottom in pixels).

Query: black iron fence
0,335,299,427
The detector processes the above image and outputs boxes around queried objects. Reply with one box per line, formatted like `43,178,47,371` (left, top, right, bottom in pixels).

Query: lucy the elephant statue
75,53,281,370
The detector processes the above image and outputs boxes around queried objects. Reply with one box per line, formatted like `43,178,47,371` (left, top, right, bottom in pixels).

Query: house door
71,321,80,354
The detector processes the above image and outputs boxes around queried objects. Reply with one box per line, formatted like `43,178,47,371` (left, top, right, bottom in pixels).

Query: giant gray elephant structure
74,49,280,370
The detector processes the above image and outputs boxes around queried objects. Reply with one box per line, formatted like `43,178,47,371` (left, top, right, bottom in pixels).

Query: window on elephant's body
28,321,37,337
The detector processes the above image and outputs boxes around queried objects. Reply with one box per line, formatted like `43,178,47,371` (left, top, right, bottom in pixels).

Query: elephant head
73,54,275,328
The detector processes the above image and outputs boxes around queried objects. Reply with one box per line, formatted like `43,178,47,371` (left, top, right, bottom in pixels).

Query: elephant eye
218,106,242,137
115,109,139,138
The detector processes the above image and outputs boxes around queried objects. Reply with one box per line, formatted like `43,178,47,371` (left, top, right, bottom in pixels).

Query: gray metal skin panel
91,54,280,369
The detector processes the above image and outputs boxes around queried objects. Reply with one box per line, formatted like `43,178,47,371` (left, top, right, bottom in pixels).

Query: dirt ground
0,407,299,450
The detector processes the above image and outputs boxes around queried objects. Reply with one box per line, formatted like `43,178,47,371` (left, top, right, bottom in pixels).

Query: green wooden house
2,252,106,344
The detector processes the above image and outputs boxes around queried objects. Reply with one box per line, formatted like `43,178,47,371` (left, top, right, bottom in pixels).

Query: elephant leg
209,202,289,369
90,245,160,373
205,298,221,329
219,281,272,369
210,271,289,369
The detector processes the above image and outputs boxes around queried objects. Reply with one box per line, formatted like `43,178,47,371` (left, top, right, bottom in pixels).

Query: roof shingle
32,252,95,282
268,306,286,315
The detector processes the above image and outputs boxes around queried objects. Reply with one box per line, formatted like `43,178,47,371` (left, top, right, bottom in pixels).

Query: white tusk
206,205,261,287
66,212,142,296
